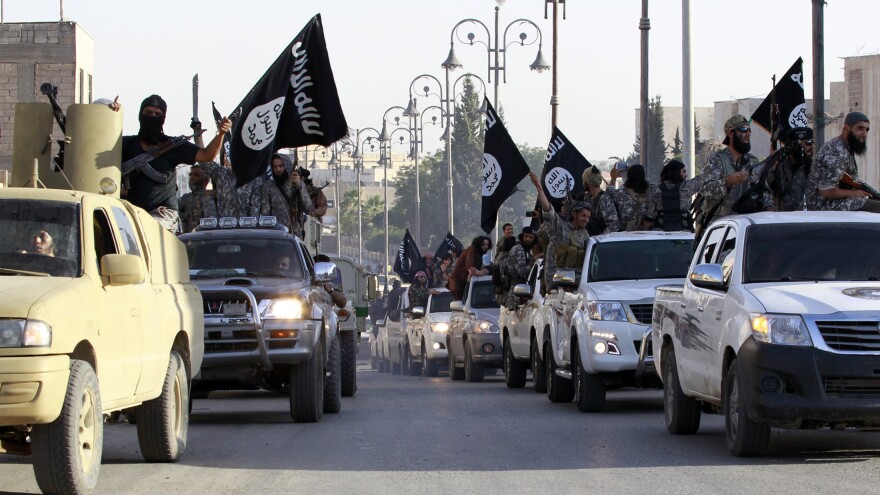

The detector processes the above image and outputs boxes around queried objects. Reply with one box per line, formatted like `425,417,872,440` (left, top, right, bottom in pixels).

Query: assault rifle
39,83,68,170
121,130,205,183
840,172,880,201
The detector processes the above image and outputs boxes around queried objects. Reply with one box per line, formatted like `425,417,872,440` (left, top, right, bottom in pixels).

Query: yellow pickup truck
0,101,204,493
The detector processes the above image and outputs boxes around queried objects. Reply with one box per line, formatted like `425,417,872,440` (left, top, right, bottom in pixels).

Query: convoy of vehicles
651,213,880,457
404,289,453,377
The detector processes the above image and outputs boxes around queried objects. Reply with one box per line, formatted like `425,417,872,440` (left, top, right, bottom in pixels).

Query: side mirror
690,263,725,289
367,275,379,301
412,307,425,318
450,301,464,312
513,283,532,298
552,270,578,287
314,261,338,283
101,254,144,286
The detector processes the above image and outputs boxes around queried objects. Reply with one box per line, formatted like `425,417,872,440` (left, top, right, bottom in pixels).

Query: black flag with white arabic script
433,231,464,261
228,14,348,186
539,127,592,213
751,57,807,139
393,229,425,284
480,98,531,234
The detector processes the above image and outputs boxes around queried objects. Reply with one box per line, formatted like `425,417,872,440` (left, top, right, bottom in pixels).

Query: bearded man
697,115,774,230
808,112,879,212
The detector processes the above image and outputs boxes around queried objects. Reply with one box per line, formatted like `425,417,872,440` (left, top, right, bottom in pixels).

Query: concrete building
0,22,95,173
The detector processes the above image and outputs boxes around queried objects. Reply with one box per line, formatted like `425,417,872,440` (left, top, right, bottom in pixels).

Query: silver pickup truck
652,212,880,456
448,276,502,382
180,220,341,423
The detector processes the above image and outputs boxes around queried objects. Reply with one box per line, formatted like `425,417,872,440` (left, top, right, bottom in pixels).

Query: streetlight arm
450,18,493,82
452,73,488,101
501,19,544,84
409,74,445,102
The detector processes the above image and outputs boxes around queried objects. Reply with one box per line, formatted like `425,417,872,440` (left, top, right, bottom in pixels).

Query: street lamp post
327,148,342,257
379,106,408,285
401,97,422,247
350,128,380,265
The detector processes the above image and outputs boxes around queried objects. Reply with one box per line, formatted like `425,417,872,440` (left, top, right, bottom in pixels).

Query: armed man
122,94,232,231
766,127,815,212
807,112,880,212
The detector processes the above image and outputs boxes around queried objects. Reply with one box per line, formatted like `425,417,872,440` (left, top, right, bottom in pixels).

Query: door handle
679,303,686,309
697,305,705,313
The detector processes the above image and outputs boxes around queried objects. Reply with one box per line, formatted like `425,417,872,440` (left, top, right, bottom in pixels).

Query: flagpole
682,0,695,177
812,0,825,149
639,0,651,179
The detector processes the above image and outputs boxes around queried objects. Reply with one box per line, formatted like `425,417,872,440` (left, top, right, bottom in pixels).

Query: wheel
391,351,402,375
573,346,605,412
31,359,103,495
135,351,189,462
370,355,378,370
663,346,701,434
400,343,410,375
340,330,357,396
504,338,527,389
290,340,324,423
464,342,484,382
724,358,770,456
323,337,342,414
422,341,439,377
448,340,464,381
531,337,547,393
407,346,422,376
545,343,573,403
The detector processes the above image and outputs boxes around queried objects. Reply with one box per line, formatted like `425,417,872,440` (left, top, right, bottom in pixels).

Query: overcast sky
9,0,880,159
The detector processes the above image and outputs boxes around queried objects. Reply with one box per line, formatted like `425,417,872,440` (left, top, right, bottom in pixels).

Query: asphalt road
3,344,880,494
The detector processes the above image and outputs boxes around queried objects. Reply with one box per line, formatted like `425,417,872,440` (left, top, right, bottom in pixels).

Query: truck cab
447,276,502,382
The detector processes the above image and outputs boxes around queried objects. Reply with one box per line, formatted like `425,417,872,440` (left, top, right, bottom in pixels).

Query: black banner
393,228,425,284
480,98,531,234
539,126,592,213
433,231,464,261
228,14,348,186
751,58,807,138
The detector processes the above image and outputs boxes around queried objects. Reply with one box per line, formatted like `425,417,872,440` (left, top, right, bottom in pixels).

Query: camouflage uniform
542,207,590,289
178,187,217,233
504,243,533,308
197,161,249,217
260,154,313,235
406,282,430,312
807,136,866,211
699,148,772,220
609,186,658,231
650,177,701,231
772,156,811,212
589,191,621,234
238,176,265,217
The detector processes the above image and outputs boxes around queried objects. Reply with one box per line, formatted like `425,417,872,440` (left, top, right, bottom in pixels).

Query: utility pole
639,0,651,177
682,0,695,178
545,0,564,128
812,0,825,149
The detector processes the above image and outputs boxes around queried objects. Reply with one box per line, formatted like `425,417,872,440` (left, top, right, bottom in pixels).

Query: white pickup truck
499,259,545,390
540,232,694,411
448,276,502,382
653,212,880,457
403,289,454,377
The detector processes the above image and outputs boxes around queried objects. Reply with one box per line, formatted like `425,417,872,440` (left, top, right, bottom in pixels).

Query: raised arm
530,172,551,212
195,118,232,163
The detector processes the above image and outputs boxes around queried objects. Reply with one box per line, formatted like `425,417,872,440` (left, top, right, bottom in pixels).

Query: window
429,292,453,313
699,227,727,265
718,228,738,284
470,281,500,309
0,199,81,277
588,239,694,282
185,237,305,280
93,210,118,273
111,207,140,256
88,74,93,103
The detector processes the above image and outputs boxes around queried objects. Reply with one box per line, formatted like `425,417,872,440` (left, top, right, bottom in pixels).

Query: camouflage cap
722,115,749,145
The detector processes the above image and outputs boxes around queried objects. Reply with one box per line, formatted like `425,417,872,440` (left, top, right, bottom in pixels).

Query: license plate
224,303,247,316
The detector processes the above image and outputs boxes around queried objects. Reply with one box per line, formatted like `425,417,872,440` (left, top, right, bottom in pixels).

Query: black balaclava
138,94,168,145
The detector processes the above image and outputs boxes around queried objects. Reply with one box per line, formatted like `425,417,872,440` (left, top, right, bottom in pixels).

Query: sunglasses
803,139,814,145
734,126,751,133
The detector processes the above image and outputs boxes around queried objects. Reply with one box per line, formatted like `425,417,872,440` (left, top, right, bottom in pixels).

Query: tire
290,340,324,423
407,346,422,376
136,351,189,462
663,346,701,435
31,359,103,495
340,330,357,397
531,337,547,393
422,341,439,377
573,346,605,412
400,343,410,375
391,352,401,375
724,358,770,457
448,340,464,381
379,354,389,373
370,355,378,370
464,342,485,382
323,337,342,414
504,339,527,389
545,343,573,403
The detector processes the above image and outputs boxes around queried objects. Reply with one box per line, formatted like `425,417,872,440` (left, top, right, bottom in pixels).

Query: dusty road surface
3,346,880,494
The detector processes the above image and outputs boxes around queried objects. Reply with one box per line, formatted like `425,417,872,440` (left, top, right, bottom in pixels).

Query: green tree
627,95,669,181
670,127,683,161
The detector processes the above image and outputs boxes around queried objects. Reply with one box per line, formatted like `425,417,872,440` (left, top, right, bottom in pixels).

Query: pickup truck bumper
199,323,318,379
467,334,502,364
739,338,880,427
0,355,70,425
423,331,449,360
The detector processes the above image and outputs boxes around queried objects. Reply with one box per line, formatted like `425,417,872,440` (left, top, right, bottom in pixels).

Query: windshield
588,239,693,282
745,223,880,283
185,237,306,279
429,292,453,313
470,281,500,309
0,199,81,277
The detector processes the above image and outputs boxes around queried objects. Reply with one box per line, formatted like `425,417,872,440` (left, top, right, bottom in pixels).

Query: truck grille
628,304,653,325
203,298,252,316
205,328,258,353
823,377,880,399
815,321,880,352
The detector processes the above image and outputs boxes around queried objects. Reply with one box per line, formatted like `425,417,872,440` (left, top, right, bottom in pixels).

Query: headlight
259,299,304,319
475,320,499,333
587,301,627,322
750,314,812,346
431,322,450,333
0,319,52,348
